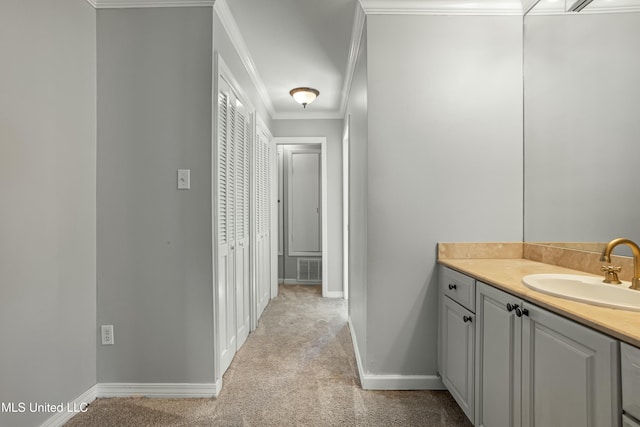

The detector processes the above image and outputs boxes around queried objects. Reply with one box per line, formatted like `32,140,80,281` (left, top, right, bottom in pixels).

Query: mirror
523,0,640,253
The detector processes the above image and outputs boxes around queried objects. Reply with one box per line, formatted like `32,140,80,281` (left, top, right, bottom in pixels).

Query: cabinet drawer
622,343,640,422
440,266,475,312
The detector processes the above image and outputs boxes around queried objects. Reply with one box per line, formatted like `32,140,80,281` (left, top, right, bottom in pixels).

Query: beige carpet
66,285,472,426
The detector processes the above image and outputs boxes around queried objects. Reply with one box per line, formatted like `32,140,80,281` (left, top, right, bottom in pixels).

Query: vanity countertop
439,257,640,348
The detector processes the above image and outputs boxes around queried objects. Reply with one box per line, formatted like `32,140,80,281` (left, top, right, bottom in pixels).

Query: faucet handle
601,265,622,284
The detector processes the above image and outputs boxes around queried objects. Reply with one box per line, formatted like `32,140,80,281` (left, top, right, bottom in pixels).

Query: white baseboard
40,385,98,427
97,381,221,398
348,317,445,391
359,374,445,390
324,291,344,299
348,316,368,387
283,279,321,285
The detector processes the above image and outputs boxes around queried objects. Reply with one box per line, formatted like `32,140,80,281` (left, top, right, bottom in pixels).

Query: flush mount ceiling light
289,87,319,108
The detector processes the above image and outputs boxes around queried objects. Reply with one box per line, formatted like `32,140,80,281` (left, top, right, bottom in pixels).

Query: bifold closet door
218,76,252,375
217,78,236,375
255,127,271,319
234,99,250,349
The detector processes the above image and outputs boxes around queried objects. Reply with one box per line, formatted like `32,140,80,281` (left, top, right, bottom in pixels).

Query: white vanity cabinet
520,299,619,427
622,343,640,425
475,281,620,427
439,266,476,424
475,282,522,427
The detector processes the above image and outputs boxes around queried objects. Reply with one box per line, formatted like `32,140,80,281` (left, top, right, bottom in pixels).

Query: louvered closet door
255,131,271,318
263,141,271,299
234,99,250,348
217,79,236,375
255,127,271,319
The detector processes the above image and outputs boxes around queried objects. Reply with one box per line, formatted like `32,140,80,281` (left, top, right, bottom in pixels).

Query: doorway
272,137,328,297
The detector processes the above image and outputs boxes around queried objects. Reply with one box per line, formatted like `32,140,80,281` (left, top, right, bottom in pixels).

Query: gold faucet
600,238,640,290
600,265,622,284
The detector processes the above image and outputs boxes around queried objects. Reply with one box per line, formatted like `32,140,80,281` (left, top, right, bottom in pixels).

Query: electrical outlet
101,325,114,345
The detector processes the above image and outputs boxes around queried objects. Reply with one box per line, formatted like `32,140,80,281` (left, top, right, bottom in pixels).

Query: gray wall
96,8,215,383
345,23,369,368
272,119,344,295
363,15,523,376
0,1,97,426
524,13,640,244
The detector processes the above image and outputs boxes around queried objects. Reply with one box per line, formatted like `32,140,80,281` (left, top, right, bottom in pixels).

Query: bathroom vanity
438,247,640,427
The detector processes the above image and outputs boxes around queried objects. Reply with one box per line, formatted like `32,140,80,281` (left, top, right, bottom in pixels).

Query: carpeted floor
66,285,472,426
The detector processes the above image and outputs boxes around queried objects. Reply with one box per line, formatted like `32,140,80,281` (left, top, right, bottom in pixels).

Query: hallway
66,286,471,426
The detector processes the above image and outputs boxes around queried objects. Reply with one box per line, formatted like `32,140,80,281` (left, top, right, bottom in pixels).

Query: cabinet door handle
463,316,473,323
448,284,457,290
506,303,519,312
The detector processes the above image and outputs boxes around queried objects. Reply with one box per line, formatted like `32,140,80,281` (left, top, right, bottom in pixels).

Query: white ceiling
223,0,357,119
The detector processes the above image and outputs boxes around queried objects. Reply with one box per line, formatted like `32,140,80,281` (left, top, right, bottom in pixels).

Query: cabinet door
623,414,640,427
441,295,475,423
521,303,620,427
622,343,640,423
476,282,522,427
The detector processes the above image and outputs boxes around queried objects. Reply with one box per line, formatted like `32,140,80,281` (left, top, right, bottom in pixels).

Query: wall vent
297,258,322,283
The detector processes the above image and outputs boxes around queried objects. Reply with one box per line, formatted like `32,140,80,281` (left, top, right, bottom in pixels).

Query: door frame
342,117,349,300
272,137,328,297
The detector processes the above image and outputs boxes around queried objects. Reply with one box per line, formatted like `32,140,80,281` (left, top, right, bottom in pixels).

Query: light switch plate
178,169,190,189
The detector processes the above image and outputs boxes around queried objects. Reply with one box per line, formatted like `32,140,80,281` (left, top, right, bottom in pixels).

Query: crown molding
338,3,366,118
215,0,276,118
359,0,524,15
581,5,640,13
90,0,214,8
522,0,540,14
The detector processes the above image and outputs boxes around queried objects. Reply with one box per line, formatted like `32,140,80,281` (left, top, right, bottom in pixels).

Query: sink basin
522,274,640,311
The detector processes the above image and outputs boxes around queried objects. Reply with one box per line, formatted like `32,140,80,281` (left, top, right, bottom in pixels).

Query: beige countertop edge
438,258,640,349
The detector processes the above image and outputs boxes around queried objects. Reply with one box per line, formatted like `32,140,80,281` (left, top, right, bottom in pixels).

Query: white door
217,79,236,374
255,125,271,320
287,149,321,256
234,99,250,348
217,72,253,373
